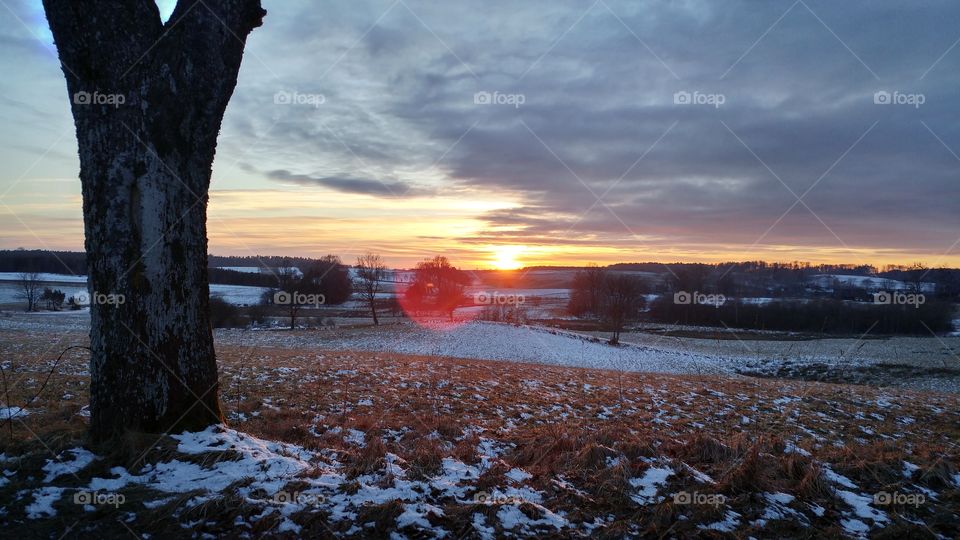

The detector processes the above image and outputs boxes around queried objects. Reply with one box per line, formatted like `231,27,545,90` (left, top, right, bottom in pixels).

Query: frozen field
0,274,267,307
2,333,958,538
2,310,957,393
223,321,737,376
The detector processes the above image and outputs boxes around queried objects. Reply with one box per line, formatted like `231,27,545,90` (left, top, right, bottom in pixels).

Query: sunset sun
492,245,524,270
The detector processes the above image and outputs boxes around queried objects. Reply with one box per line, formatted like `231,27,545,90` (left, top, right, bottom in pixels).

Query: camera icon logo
673,91,691,105
872,291,892,304
474,91,492,105
73,91,91,105
274,291,292,305
73,491,93,505
673,291,692,304
673,491,692,504
274,91,292,105
873,90,891,105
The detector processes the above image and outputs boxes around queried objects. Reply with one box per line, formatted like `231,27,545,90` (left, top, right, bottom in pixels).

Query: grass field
1,328,958,538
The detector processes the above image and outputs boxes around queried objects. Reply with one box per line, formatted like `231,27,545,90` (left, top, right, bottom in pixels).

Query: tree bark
369,298,379,325
43,0,265,441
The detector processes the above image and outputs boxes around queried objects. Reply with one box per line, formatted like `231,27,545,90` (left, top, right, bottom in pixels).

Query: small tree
40,288,66,311
311,255,353,305
17,272,42,312
270,257,352,329
355,253,387,325
568,265,606,317
407,256,470,320
273,265,309,330
601,273,645,345
908,262,927,294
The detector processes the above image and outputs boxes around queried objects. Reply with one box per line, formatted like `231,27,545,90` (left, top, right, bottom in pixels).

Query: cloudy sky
1,0,959,269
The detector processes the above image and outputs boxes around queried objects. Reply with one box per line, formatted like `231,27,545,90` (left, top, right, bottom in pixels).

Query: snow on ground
0,282,88,305
0,278,267,307
0,406,29,419
209,284,270,305
628,465,674,504
807,274,935,292
230,321,740,375
42,448,97,483
35,425,570,537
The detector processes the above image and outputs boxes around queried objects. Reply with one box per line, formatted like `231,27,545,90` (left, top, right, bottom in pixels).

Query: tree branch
42,0,164,85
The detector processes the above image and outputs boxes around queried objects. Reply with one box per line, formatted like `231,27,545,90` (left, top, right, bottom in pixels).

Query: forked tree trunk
43,0,265,441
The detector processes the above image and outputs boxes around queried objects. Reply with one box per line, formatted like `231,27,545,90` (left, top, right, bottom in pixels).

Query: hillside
1,334,957,538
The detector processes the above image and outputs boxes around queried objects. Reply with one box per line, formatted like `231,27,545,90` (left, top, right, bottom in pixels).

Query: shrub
209,296,245,328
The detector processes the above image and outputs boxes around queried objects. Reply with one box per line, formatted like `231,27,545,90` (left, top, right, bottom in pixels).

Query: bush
246,302,270,326
209,296,246,328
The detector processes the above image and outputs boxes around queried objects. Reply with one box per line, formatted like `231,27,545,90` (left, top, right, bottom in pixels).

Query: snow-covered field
0,274,268,307
209,284,270,305
228,322,960,393
227,321,737,376
0,272,87,283
1,309,957,392
807,274,936,292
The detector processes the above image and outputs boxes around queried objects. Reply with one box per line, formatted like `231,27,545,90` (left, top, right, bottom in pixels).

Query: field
1,313,959,538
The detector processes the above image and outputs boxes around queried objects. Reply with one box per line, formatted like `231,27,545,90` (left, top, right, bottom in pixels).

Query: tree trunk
370,298,379,325
43,0,266,441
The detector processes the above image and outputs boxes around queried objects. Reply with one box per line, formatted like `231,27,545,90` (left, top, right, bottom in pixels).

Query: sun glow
491,245,524,270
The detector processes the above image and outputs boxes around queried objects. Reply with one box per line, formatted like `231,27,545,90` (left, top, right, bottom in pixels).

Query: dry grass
0,328,958,538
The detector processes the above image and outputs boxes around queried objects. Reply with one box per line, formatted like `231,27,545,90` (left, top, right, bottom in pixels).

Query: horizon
0,247,953,273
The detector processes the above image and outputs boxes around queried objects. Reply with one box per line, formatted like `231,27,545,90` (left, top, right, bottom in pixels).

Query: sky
0,0,959,270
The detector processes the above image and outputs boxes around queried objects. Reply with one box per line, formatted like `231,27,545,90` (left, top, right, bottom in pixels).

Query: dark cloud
261,168,429,197
5,0,959,260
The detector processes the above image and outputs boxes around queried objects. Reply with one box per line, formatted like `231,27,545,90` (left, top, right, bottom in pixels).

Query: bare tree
601,273,644,345
43,0,266,441
274,264,306,330
908,262,927,294
16,272,42,312
568,265,606,317
355,253,387,325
